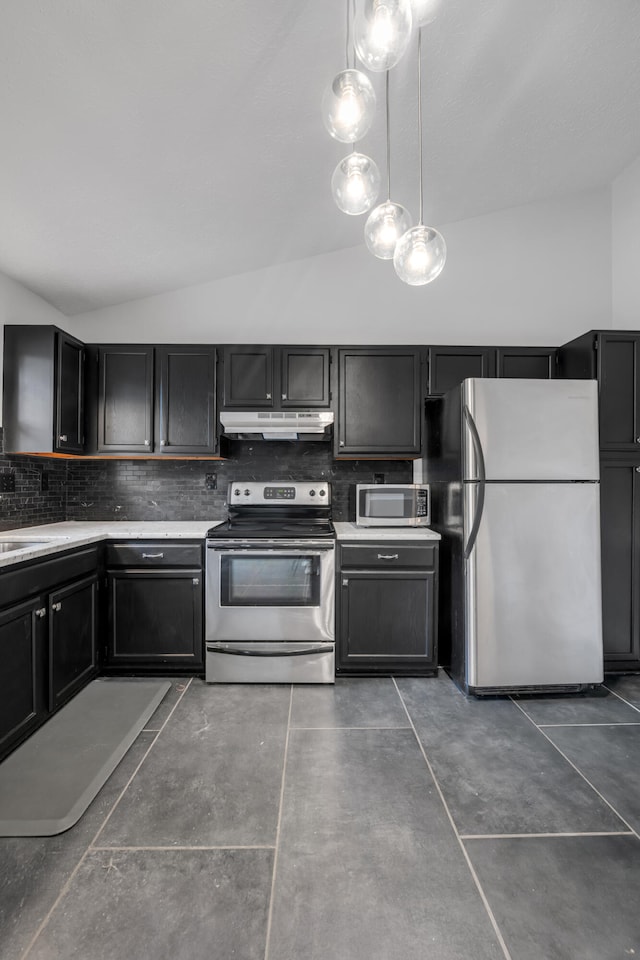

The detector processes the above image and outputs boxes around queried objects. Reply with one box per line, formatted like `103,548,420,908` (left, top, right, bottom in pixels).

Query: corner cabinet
86,344,218,455
222,345,331,409
337,541,438,675
2,325,85,454
0,546,100,762
104,541,204,673
336,348,422,457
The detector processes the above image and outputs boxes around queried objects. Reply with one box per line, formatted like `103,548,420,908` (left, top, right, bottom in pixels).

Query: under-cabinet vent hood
220,410,334,441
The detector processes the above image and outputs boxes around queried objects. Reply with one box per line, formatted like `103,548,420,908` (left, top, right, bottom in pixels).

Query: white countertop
334,522,441,541
0,520,223,568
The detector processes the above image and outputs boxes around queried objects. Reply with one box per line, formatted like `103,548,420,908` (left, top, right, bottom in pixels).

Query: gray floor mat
0,678,170,836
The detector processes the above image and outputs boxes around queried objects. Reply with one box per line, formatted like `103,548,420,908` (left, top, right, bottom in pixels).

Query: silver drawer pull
35,607,46,618
52,602,62,612
59,434,68,442
377,553,399,560
142,552,164,559
192,578,200,585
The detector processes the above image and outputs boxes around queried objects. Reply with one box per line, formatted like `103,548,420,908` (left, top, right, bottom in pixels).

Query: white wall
0,271,68,423
612,153,640,327
69,188,612,348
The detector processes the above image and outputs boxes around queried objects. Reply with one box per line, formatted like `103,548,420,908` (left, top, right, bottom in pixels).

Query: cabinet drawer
340,543,436,569
105,542,203,568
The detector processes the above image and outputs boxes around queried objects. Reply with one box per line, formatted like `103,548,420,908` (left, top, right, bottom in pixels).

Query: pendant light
332,151,381,215
394,27,446,285
323,0,376,143
364,71,412,258
355,0,414,73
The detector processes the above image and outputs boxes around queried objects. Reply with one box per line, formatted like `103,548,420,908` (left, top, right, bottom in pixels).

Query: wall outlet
0,471,16,492
205,473,217,490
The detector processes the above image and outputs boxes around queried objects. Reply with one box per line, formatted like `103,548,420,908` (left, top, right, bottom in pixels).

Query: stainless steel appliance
425,378,603,695
219,411,334,440
205,481,335,683
355,483,431,527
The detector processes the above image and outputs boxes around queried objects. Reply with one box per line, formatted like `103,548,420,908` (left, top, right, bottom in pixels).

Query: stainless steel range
205,481,335,683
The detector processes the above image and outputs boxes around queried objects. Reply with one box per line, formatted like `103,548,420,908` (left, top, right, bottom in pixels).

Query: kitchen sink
0,540,53,554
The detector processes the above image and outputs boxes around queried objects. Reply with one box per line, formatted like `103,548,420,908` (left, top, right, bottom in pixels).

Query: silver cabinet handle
266,393,272,400
339,440,345,447
342,578,348,587
636,438,640,443
192,577,200,585
59,434,68,442
144,439,150,445
160,440,166,446
35,607,46,618
142,552,164,559
377,553,399,560
52,602,62,612
282,393,287,400
636,467,640,473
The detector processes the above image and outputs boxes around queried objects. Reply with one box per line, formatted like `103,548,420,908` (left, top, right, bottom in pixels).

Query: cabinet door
280,348,331,407
0,597,47,761
427,347,495,396
106,570,203,669
338,570,436,674
97,346,154,453
222,346,273,408
599,457,640,668
55,332,85,453
49,575,98,711
156,346,217,454
597,334,640,452
496,347,557,379
337,349,422,456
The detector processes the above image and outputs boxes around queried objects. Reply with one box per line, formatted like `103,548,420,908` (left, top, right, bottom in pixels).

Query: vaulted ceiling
1,0,639,315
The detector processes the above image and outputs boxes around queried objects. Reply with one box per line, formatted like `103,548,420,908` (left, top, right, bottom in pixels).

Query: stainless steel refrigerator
425,378,603,694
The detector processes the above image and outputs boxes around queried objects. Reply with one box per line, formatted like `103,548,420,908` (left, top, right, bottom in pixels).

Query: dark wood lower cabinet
599,457,640,670
337,542,438,675
49,574,99,711
0,597,47,760
106,569,203,671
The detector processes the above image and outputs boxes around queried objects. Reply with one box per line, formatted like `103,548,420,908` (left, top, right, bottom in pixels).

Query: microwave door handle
463,405,486,559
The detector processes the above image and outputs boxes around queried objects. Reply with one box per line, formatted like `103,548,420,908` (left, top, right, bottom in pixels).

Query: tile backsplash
0,429,413,530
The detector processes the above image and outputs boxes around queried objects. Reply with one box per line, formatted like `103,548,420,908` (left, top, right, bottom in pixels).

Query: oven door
205,540,335,682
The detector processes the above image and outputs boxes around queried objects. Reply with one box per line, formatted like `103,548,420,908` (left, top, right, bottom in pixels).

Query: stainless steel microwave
355,484,431,527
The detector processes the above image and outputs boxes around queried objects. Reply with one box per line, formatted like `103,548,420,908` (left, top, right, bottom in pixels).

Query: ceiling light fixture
355,0,414,73
322,1,376,142
393,27,446,285
364,71,412,258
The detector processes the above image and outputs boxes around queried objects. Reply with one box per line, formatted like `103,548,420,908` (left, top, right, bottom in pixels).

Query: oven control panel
227,481,331,505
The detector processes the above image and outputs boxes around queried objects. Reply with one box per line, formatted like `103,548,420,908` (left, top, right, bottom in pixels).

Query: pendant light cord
385,70,391,199
417,27,424,225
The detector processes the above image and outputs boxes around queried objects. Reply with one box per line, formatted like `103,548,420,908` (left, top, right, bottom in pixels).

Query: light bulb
410,0,443,26
322,69,376,143
355,0,413,73
331,153,381,215
393,225,446,284
364,201,413,259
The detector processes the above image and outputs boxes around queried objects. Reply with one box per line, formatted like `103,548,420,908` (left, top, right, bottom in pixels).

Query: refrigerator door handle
463,405,486,559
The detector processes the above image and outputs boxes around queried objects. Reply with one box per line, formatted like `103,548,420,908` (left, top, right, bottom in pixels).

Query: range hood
220,410,334,441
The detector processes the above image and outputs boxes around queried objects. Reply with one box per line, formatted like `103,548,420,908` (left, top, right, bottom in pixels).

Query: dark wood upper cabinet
2,325,85,454
559,330,640,452
427,346,495,396
156,346,217,454
95,346,154,453
222,346,274,408
337,348,422,457
280,347,330,407
222,345,331,409
496,347,557,379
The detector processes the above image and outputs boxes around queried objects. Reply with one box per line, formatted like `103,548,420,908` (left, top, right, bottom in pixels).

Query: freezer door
464,482,603,689
462,379,599,481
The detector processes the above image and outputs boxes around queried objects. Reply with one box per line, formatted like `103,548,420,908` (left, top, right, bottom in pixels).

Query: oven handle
206,543,335,553
206,643,334,658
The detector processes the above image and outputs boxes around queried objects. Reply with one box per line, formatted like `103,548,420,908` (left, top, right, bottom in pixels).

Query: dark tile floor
2,672,640,960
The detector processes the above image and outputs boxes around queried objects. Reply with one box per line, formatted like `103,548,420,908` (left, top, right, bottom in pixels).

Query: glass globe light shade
331,153,381,215
393,225,447,284
364,201,413,259
410,0,443,26
322,69,376,143
355,0,413,73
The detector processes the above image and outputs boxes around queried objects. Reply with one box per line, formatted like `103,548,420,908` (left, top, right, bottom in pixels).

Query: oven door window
220,554,320,607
